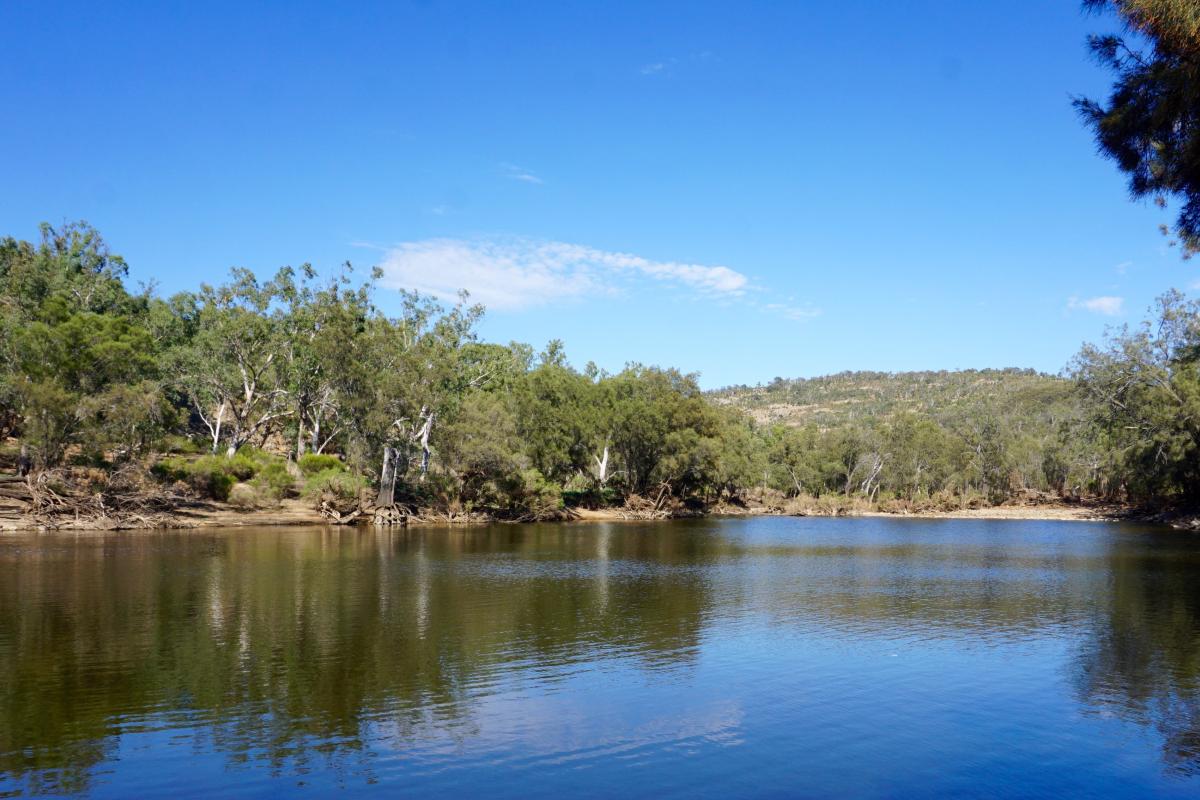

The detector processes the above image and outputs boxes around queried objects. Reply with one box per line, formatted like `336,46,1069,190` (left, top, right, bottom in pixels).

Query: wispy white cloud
1190,279,1200,290
1068,295,1125,316
765,302,822,320
1114,260,1133,275
640,61,668,75
376,237,749,311
500,163,543,184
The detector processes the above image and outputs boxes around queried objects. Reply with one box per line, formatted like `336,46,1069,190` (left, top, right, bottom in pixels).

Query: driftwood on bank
319,502,365,525
1,468,191,530
372,505,407,526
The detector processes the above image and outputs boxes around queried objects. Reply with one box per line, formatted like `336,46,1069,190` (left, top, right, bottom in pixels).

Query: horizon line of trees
1,222,1198,515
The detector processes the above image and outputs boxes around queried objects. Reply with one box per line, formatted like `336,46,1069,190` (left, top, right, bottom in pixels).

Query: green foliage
513,359,598,482
509,468,564,520
151,451,287,501
0,224,165,466
0,221,138,319
301,468,369,506
78,382,178,462
1077,1,1200,254
1072,290,1200,502
15,380,77,468
715,369,1096,503
2,221,1192,516
152,456,234,500
297,453,344,476
162,434,203,455
252,461,295,501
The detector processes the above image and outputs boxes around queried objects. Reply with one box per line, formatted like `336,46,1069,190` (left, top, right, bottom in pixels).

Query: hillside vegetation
713,369,1069,429
1,222,1197,526
709,369,1097,508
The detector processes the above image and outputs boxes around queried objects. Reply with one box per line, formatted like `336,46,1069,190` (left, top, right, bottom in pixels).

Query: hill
710,369,1073,429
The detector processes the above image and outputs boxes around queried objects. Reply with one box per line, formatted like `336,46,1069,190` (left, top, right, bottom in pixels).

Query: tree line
1,222,1198,517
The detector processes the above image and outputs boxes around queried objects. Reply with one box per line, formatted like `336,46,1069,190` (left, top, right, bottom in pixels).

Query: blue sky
3,1,1197,388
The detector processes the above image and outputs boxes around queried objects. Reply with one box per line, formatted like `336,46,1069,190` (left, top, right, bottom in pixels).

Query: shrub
562,486,622,509
510,469,563,520
151,452,286,501
227,482,262,509
220,454,258,481
163,435,202,454
298,453,344,476
301,468,369,508
150,455,229,499
78,381,176,462
16,380,76,468
229,447,272,477
562,473,593,493
204,469,237,501
252,460,295,501
149,456,187,483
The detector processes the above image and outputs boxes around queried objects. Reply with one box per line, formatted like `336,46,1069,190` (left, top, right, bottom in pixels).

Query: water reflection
1073,529,1200,775
0,525,717,795
0,518,1198,797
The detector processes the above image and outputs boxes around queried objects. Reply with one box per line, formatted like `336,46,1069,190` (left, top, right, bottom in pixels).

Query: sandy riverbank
862,505,1122,521
572,502,1181,525
3,500,1191,532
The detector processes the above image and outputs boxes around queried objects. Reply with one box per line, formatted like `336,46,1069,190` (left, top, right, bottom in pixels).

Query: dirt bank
0,498,327,532
3,498,1191,532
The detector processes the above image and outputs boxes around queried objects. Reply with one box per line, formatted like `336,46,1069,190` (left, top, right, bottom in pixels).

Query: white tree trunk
376,446,398,507
416,411,434,481
593,445,610,487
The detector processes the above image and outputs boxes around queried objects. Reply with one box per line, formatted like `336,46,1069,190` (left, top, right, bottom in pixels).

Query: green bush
508,469,562,520
151,451,292,502
301,468,369,506
163,435,202,454
16,380,77,468
222,454,258,481
252,460,295,500
562,486,622,509
188,466,236,501
298,453,344,476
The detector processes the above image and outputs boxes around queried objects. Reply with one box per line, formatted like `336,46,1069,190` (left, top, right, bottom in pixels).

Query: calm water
2,517,1199,798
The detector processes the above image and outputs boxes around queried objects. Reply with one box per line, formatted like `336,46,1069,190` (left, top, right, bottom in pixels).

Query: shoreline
4,499,1191,532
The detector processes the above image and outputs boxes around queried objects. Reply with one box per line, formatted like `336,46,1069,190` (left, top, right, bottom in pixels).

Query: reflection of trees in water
6,521,1200,792
0,524,718,794
756,526,1200,776
1074,532,1200,775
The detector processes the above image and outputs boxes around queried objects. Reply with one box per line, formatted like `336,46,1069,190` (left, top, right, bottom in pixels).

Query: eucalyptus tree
168,268,292,457
762,424,824,497
276,263,376,460
0,223,161,465
348,291,485,505
1072,290,1200,501
607,366,717,498
881,413,963,498
513,344,601,485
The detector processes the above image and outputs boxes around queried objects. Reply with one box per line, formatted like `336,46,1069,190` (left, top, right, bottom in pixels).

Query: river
1,517,1198,797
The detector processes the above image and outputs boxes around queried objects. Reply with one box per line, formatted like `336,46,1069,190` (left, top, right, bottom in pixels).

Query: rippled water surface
2,517,1200,798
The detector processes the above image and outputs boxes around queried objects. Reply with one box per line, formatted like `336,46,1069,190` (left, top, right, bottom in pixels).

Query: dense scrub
2,222,1197,520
